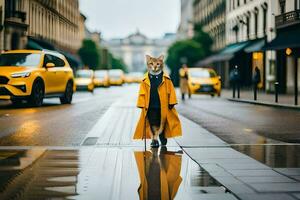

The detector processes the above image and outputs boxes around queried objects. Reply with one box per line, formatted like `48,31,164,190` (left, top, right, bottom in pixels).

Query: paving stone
175,193,239,200
275,168,300,176
249,182,300,192
224,183,255,194
238,193,297,200
220,162,269,170
237,175,296,183
228,169,280,177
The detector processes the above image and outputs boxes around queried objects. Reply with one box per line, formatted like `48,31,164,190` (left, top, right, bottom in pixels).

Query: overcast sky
79,0,180,39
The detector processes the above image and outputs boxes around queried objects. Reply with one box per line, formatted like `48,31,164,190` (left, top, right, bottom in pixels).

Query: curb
227,98,300,110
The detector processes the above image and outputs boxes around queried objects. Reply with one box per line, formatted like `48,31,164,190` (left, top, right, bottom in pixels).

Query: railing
275,10,300,28
5,11,26,22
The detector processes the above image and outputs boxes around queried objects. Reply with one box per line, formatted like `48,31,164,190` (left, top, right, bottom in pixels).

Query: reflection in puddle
232,144,300,168
0,147,228,200
134,147,183,200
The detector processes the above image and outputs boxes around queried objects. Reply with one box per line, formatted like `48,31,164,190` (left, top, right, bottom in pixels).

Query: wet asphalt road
177,95,300,144
0,85,299,146
0,87,127,146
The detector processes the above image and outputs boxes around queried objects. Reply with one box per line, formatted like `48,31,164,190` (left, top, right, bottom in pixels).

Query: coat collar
142,71,170,86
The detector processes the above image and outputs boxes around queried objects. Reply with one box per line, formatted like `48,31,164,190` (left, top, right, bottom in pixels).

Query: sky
79,0,180,40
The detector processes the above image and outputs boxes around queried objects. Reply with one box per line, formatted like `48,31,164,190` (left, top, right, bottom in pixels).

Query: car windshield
0,53,41,67
190,69,216,78
109,70,122,78
95,71,106,78
76,70,92,78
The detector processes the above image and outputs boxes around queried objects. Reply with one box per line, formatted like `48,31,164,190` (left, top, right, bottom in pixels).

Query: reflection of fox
133,55,182,147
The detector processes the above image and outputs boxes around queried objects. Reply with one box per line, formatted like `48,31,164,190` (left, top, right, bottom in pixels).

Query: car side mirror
46,62,55,68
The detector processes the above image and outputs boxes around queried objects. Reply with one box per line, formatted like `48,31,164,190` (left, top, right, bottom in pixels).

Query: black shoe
150,140,159,148
159,134,167,146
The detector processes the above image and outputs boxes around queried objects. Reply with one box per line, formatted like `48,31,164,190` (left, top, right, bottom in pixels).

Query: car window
76,70,92,78
43,54,66,67
0,53,41,67
190,70,216,78
95,71,106,78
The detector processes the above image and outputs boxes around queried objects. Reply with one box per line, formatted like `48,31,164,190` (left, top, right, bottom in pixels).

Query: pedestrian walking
252,66,261,100
133,55,182,148
179,64,190,100
229,65,240,98
252,66,261,87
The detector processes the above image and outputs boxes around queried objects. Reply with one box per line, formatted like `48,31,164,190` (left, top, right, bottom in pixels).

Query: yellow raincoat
133,72,182,139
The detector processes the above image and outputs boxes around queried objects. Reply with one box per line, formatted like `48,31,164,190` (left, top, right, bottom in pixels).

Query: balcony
275,10,300,29
5,11,26,22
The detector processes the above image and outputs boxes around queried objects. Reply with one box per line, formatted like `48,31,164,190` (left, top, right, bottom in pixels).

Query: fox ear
158,55,164,61
146,55,151,62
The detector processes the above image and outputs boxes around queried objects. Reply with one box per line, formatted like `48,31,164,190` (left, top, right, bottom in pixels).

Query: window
43,54,65,67
0,53,41,67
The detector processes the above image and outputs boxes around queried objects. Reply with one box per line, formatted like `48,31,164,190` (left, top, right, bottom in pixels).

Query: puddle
0,147,231,200
231,144,300,168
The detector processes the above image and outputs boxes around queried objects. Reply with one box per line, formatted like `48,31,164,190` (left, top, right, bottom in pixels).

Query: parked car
94,70,109,87
188,68,221,97
108,69,124,86
0,50,75,106
124,72,144,84
75,69,95,92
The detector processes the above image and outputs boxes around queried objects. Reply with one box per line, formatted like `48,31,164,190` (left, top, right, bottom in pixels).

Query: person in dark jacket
253,66,261,86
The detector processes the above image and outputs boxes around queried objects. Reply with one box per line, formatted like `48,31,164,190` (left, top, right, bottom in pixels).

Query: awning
26,39,44,50
263,28,300,50
195,41,249,66
245,39,265,53
58,50,82,68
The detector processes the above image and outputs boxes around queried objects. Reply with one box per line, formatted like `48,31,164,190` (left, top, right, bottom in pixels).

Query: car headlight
11,72,31,78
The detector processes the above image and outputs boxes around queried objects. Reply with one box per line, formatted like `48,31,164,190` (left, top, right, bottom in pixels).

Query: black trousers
147,108,161,126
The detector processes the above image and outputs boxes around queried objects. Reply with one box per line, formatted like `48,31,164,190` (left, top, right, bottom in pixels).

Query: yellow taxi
188,68,221,97
75,69,95,92
108,69,124,86
0,50,75,106
94,70,109,87
124,72,143,84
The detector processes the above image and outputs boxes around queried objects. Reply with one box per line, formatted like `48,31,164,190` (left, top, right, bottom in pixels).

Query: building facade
265,0,300,97
103,31,176,72
0,0,82,54
225,0,274,90
177,0,194,39
193,0,226,51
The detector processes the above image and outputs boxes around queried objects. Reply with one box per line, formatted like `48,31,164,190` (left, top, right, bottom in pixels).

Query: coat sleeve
137,82,146,108
168,80,177,105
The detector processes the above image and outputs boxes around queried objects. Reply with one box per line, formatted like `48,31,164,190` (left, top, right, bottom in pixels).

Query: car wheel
60,81,73,104
29,81,44,107
210,94,215,98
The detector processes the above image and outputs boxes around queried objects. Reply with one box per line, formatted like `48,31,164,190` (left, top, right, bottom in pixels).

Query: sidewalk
222,89,300,109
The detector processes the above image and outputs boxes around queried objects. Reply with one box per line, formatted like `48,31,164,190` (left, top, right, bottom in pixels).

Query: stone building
103,31,176,72
0,0,82,55
177,0,194,39
193,0,226,51
264,0,300,99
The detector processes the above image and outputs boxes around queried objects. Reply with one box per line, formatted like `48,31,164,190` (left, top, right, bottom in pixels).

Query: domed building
103,31,176,72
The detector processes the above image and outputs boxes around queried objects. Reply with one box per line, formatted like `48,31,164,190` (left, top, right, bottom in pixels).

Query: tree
166,39,205,86
193,23,213,57
78,39,100,70
109,52,128,72
166,24,213,86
